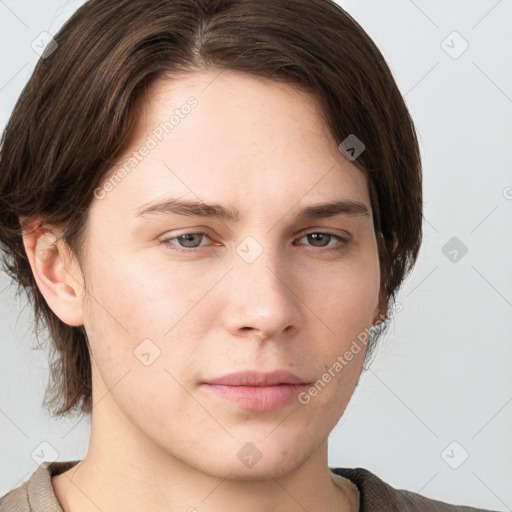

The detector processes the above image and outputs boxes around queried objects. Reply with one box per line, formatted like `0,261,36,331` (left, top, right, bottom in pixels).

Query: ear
21,219,85,326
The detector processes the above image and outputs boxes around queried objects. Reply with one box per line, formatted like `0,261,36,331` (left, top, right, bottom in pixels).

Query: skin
22,69,388,512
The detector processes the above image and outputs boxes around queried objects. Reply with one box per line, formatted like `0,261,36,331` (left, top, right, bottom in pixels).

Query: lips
202,369,307,386
200,370,311,411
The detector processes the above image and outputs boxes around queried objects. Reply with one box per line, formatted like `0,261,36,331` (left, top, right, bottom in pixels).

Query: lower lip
200,383,309,411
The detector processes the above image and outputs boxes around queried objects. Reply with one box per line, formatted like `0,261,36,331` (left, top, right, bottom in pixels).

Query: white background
0,0,511,510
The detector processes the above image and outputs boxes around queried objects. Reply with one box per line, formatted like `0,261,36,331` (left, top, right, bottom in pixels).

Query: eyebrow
135,197,370,222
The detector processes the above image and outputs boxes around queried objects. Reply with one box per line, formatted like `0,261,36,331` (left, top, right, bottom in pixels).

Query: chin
207,456,304,482
175,435,308,482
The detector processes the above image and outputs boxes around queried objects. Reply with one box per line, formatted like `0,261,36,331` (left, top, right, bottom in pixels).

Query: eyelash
160,230,350,254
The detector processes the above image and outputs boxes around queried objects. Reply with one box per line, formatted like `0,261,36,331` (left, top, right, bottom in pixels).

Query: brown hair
0,0,422,418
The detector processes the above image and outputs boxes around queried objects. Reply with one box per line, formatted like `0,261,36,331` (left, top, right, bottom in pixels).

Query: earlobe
21,222,85,327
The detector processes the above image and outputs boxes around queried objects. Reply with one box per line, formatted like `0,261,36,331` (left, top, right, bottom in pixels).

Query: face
68,70,383,479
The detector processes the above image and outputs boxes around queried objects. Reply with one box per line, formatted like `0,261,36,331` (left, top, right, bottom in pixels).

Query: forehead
145,69,322,123
96,69,371,223
134,69,341,163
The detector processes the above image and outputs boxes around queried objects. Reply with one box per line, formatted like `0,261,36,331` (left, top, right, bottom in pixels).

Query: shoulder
331,467,499,512
0,460,81,512
0,481,30,512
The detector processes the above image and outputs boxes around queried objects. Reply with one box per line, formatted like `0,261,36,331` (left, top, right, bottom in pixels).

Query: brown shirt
0,460,498,511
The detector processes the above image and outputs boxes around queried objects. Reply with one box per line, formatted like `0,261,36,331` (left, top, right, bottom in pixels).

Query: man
0,1,496,510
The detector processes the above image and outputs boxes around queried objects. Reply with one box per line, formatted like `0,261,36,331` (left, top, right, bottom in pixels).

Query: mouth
200,370,311,412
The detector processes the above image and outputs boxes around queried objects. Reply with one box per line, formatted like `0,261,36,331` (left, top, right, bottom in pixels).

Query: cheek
82,250,175,338
294,254,379,397
301,255,380,335
81,251,209,389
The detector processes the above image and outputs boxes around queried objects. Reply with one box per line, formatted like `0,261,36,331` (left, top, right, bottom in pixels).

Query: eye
161,231,212,252
294,231,350,252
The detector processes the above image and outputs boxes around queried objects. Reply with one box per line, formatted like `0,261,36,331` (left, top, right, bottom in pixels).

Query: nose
221,240,302,341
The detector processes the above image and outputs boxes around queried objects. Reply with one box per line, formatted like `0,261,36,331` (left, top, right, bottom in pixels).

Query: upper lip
203,370,307,386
